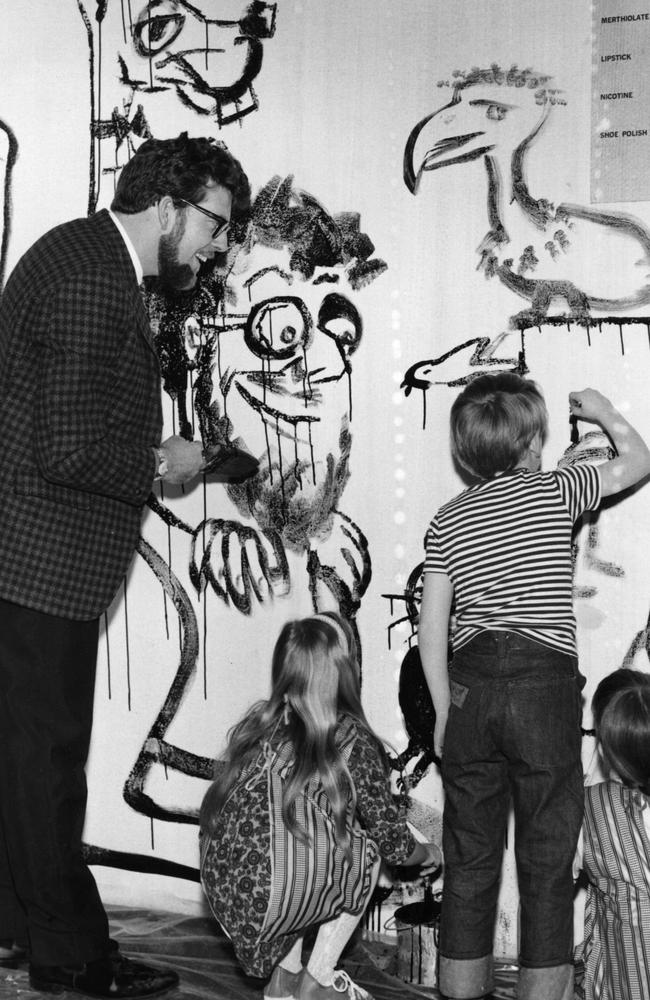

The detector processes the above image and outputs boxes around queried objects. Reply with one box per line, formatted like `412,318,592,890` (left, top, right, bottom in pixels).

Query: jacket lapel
93,210,158,355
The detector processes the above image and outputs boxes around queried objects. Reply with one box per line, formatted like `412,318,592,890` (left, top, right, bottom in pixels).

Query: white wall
1,0,649,961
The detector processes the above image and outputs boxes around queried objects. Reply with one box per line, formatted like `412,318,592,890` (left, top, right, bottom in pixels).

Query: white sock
306,909,365,986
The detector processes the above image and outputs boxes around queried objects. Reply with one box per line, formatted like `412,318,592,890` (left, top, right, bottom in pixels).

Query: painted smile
234,379,320,436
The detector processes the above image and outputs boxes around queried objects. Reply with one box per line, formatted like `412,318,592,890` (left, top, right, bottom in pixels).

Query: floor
0,905,533,1000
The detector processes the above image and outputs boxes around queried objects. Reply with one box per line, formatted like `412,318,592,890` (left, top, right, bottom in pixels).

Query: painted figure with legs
122,176,386,825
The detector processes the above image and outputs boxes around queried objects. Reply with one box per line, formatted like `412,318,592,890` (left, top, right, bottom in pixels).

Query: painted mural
77,0,277,212
0,120,17,291
402,64,650,403
0,0,648,958
121,175,385,835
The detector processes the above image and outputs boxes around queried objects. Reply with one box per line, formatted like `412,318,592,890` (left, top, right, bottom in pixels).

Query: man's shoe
29,951,179,998
0,939,27,969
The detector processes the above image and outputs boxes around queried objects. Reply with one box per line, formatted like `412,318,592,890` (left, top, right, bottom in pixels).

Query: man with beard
0,132,249,998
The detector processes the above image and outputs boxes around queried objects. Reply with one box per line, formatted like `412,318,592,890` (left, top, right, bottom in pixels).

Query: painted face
158,183,232,291
209,245,363,545
127,0,276,120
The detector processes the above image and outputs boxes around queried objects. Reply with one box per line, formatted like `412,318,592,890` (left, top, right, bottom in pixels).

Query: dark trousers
0,598,109,965
440,631,584,971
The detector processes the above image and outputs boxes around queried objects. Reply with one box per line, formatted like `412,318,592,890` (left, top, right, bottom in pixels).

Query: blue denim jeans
439,630,584,991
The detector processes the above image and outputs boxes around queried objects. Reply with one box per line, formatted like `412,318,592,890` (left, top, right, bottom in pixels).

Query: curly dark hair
111,132,250,217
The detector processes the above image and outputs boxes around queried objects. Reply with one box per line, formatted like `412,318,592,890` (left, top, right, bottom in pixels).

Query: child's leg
279,936,304,973
508,647,583,1000
305,856,380,986
437,639,511,998
439,712,509,999
517,965,574,1000
264,939,304,1000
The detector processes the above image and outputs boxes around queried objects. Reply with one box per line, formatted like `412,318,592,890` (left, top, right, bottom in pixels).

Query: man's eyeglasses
177,198,230,240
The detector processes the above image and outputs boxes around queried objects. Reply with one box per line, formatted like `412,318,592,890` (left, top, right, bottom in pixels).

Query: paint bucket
386,891,441,988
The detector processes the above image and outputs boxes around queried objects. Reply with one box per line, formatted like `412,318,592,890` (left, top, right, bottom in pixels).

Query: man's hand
158,435,204,486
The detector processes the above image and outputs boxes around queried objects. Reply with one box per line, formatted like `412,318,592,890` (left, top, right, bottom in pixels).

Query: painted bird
404,64,650,328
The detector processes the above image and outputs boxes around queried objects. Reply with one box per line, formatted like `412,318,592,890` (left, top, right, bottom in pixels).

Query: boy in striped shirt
418,373,650,1000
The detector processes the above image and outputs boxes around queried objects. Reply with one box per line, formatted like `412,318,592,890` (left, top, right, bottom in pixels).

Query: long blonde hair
199,612,387,851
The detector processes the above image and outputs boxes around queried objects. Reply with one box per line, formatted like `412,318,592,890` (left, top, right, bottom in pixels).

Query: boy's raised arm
569,388,650,498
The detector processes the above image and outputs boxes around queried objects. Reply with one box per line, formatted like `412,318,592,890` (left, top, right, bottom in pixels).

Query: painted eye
133,13,185,57
486,104,508,122
280,325,298,345
317,294,362,357
244,297,313,360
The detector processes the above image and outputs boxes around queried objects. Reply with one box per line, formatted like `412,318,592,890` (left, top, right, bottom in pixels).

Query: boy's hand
569,388,615,424
569,388,650,496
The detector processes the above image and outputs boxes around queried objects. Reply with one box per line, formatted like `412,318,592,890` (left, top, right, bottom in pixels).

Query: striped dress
200,715,415,977
582,781,650,1000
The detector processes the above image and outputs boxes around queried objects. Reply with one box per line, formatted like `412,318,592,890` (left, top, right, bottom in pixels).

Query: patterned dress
582,781,650,1000
200,715,415,977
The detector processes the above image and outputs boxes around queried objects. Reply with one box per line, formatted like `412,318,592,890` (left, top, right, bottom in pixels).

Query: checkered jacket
0,210,162,619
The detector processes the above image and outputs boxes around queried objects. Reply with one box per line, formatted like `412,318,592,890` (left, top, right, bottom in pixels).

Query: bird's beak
404,103,495,194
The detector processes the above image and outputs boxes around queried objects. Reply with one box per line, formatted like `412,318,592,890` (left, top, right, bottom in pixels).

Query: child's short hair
596,672,650,796
450,372,548,480
591,668,644,730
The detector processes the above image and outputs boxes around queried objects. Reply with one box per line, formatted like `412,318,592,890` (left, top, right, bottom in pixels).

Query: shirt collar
108,209,144,286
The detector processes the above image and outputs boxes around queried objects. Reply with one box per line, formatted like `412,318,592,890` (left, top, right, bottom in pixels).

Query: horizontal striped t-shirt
424,464,601,657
